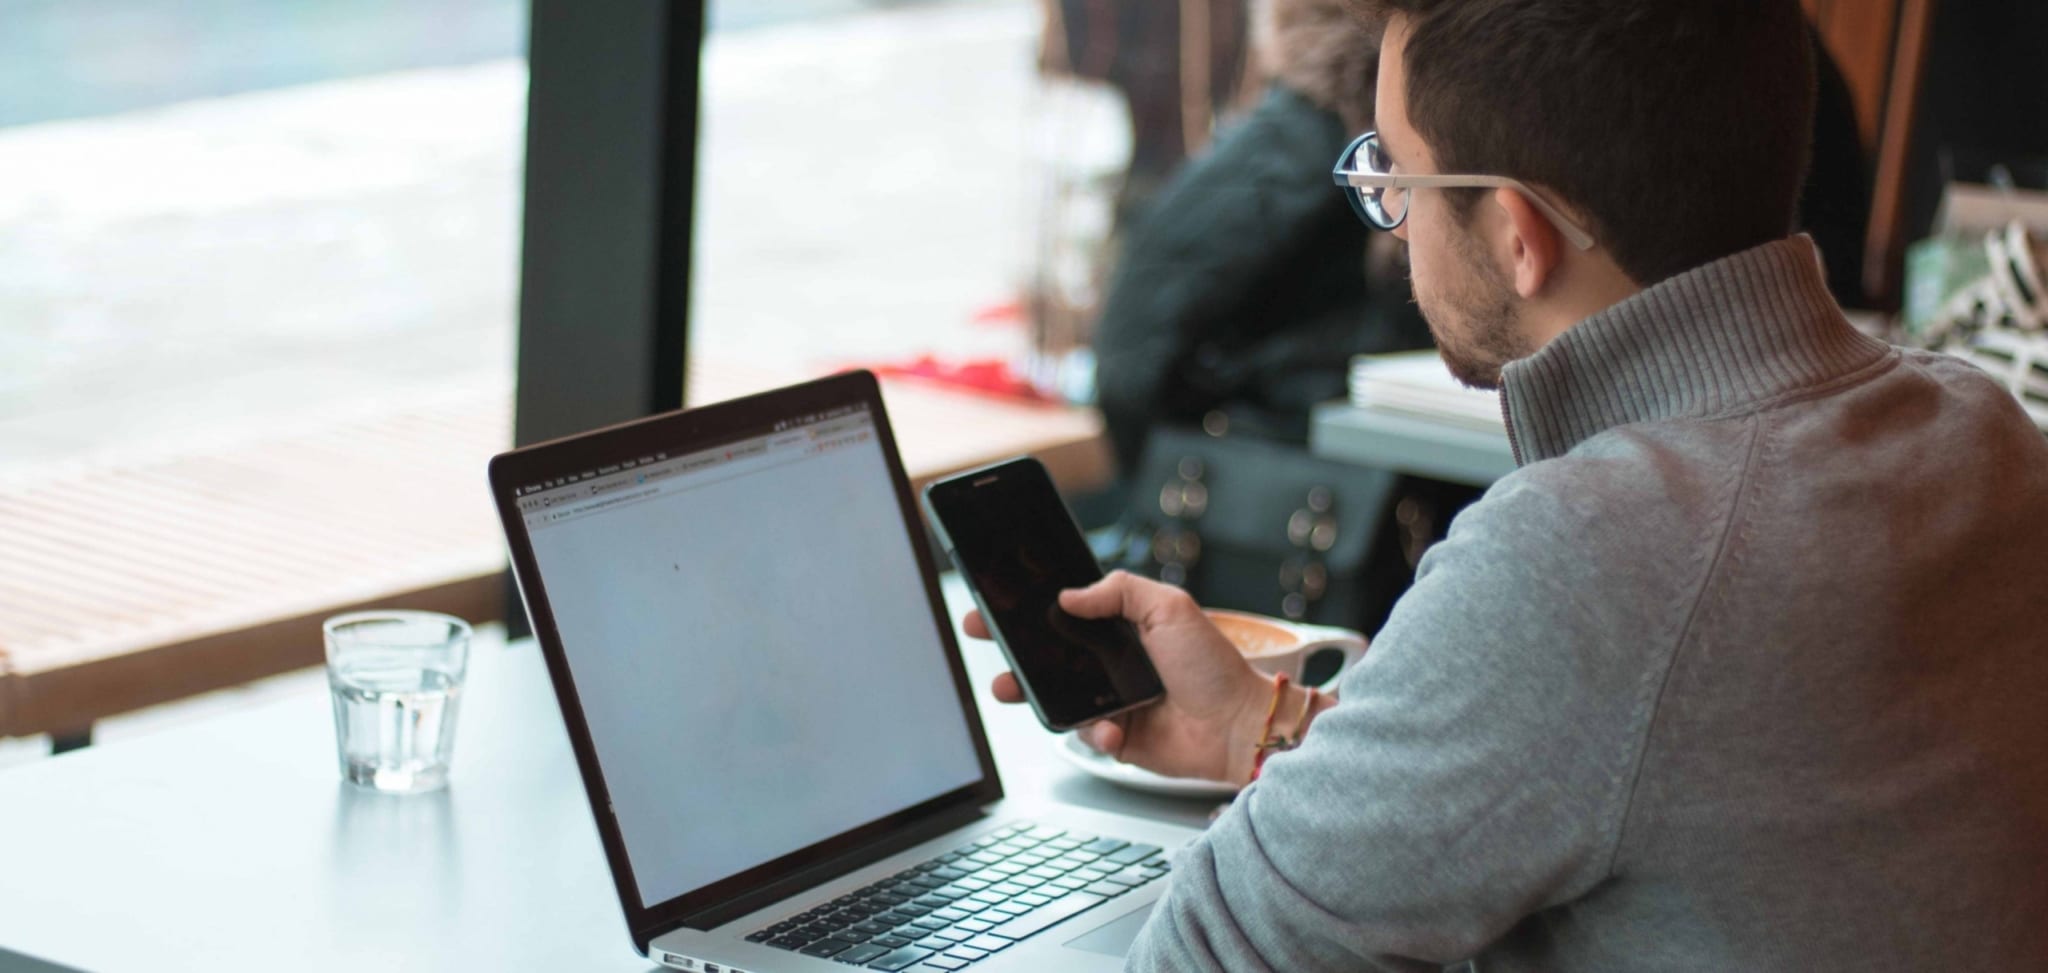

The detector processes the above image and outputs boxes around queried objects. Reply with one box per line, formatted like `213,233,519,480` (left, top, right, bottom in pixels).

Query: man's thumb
1057,571,1132,619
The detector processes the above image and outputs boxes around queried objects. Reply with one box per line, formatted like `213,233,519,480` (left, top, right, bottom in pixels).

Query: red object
969,298,1028,328
852,354,1055,404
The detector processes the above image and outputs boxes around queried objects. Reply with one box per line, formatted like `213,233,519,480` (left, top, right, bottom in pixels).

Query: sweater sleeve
1126,466,1708,970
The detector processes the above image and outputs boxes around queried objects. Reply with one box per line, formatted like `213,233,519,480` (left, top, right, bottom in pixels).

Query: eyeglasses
1330,131,1596,251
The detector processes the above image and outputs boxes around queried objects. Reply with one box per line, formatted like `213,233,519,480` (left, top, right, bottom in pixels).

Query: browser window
521,405,983,907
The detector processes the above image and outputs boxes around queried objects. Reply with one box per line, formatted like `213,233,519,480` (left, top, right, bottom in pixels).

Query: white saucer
1055,733,1239,799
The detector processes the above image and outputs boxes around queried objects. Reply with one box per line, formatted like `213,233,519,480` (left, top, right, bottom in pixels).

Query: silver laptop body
489,372,1202,973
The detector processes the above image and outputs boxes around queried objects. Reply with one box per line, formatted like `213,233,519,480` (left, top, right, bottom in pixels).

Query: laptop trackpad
1062,903,1156,957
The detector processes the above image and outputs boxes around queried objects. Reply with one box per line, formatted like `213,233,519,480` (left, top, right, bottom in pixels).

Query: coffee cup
1205,609,1367,689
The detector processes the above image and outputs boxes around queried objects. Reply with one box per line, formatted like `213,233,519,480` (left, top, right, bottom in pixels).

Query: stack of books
1347,351,1505,432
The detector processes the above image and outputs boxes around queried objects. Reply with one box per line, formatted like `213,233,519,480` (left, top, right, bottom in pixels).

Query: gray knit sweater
1131,237,2048,971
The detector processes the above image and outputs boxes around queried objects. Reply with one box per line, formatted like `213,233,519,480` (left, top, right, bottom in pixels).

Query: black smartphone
922,457,1167,732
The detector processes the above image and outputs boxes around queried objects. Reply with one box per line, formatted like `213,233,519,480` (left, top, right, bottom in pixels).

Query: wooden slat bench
0,367,1109,743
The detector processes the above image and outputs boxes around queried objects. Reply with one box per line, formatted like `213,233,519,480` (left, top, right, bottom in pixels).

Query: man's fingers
1080,719,1124,756
1057,570,1197,631
1056,572,1127,619
962,610,990,640
990,671,1024,703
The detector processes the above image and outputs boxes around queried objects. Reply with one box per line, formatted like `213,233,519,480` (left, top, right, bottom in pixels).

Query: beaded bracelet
1250,674,1320,782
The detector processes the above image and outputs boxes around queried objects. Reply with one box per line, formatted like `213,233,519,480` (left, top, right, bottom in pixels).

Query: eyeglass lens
1355,134,1409,230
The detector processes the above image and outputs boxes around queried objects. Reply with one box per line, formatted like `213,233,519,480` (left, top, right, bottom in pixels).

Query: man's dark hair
1377,0,1816,286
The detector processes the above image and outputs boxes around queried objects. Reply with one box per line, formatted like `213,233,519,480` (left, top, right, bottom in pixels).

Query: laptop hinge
659,801,994,937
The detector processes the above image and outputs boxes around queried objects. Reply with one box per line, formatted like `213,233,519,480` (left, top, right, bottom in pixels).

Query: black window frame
509,0,704,633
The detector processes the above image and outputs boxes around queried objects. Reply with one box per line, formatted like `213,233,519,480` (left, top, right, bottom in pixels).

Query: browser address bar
526,437,824,529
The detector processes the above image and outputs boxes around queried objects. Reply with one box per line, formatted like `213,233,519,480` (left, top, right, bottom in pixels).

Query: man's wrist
1224,675,1329,786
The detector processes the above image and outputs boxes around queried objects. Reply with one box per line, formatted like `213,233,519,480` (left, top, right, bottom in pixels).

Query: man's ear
1493,186,1562,298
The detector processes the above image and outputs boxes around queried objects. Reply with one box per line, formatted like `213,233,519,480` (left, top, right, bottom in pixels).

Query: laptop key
803,939,857,958
835,943,893,966
871,935,915,950
919,958,968,971
1077,838,1128,855
769,935,813,950
867,946,934,970
985,892,1111,940
1104,843,1161,866
963,935,1013,952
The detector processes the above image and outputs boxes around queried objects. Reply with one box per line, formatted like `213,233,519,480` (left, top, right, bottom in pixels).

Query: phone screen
925,459,1165,730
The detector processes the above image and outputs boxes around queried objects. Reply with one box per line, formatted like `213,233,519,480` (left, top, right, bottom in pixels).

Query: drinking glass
324,611,471,793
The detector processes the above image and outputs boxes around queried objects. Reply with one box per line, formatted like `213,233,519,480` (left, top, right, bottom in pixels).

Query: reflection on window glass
0,0,527,476
693,0,1057,395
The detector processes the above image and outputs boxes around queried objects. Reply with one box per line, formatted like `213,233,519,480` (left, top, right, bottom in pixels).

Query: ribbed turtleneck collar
1498,236,1893,465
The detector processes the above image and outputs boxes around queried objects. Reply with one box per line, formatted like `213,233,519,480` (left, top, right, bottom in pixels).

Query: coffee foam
1209,613,1299,657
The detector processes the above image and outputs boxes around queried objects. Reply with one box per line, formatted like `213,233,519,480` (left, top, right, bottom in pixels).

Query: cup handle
1295,634,1368,689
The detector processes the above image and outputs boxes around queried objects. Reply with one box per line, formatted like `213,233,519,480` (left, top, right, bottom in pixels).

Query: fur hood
1265,0,1383,132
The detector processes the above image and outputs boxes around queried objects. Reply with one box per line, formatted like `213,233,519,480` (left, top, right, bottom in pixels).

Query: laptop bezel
487,370,1005,954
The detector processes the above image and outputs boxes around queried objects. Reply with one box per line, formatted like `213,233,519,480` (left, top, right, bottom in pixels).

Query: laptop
488,370,1202,972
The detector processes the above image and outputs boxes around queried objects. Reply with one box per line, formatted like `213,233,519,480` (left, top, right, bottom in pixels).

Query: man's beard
1414,229,1528,390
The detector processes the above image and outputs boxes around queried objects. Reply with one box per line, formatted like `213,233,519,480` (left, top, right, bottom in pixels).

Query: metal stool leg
50,727,94,754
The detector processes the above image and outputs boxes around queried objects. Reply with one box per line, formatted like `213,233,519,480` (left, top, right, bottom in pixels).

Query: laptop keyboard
744,821,1170,970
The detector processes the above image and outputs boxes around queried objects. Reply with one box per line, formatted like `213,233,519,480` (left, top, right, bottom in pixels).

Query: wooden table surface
0,366,1110,740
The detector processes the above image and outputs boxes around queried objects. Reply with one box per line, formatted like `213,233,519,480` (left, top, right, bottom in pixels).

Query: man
969,0,2048,968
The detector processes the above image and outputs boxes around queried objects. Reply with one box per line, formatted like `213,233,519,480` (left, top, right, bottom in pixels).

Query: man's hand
965,571,1275,784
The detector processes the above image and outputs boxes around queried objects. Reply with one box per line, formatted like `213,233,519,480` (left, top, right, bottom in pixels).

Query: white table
0,580,1216,973
1309,402,1516,487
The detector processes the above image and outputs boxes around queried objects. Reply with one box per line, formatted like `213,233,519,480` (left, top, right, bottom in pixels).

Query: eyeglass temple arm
1333,172,1597,251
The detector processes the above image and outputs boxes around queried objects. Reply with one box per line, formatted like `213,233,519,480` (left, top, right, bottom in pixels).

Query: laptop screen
510,401,984,908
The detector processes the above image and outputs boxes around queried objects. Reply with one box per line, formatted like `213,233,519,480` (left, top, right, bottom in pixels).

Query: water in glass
330,663,462,792
323,610,470,793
